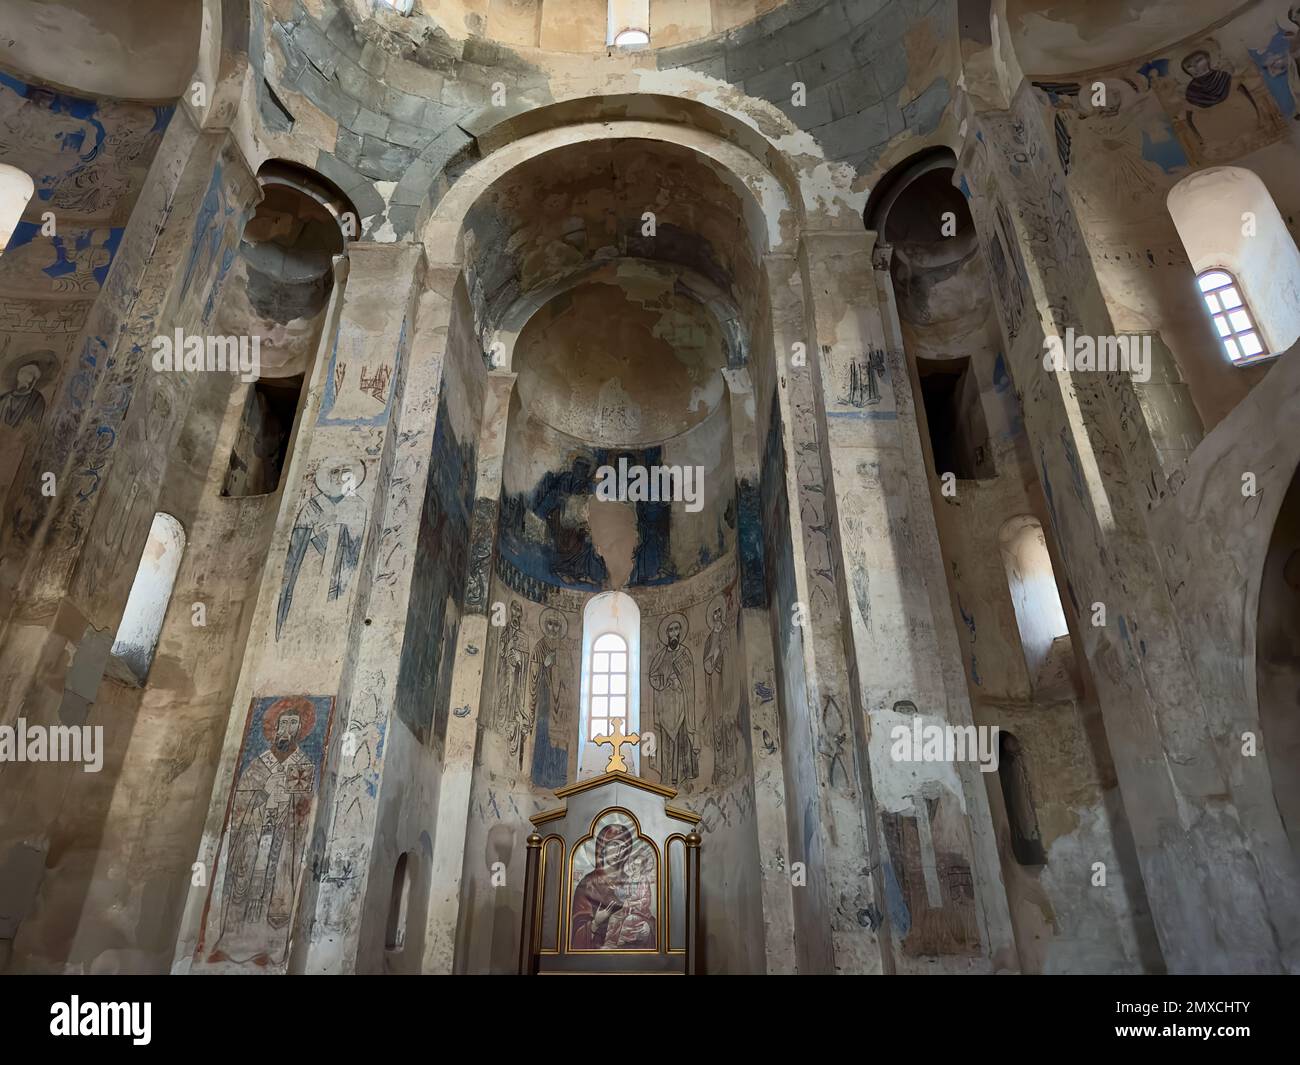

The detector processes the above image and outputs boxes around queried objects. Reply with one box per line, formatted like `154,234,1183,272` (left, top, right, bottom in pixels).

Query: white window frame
588,632,630,742
1196,268,1267,363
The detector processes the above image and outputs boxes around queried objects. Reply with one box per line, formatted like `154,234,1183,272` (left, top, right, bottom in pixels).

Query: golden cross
592,718,640,774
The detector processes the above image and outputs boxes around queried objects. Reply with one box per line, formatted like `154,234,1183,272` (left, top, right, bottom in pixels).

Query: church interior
0,0,1297,976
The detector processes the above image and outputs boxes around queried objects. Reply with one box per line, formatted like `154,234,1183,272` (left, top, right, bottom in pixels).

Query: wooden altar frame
518,772,702,975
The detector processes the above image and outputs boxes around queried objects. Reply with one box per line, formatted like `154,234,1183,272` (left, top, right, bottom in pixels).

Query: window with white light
577,591,641,778
1169,167,1300,361
608,0,650,47
588,633,629,740
1197,269,1266,362
108,512,186,686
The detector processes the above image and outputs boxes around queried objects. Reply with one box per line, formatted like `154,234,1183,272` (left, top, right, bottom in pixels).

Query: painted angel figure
276,459,367,640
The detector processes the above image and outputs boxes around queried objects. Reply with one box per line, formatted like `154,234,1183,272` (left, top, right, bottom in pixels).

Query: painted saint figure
649,613,697,787
529,609,569,788
849,349,886,407
495,600,532,766
1280,5,1300,119
214,697,319,964
571,821,656,950
534,454,605,586
0,361,46,427
703,597,734,785
1181,49,1264,144
276,458,367,640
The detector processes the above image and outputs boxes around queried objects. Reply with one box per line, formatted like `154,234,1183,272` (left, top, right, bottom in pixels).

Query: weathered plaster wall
869,137,1161,972
0,1,202,101
5,0,1296,977
0,50,261,966
1146,340,1300,948
1026,0,1300,433
0,73,174,525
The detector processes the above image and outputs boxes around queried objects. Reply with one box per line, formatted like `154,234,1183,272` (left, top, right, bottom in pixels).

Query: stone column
959,82,1300,972
758,252,882,974
722,367,798,974
796,229,1016,972
171,241,425,973
0,105,260,967
422,367,516,974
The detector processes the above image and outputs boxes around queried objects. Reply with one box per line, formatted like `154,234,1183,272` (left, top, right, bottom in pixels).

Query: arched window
1196,269,1265,362
608,0,650,47
578,591,641,778
1168,166,1300,361
998,515,1071,690
108,513,186,686
0,163,34,255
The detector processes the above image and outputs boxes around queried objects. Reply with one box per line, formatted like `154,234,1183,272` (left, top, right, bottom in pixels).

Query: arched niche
1257,464,1300,861
1168,166,1300,360
869,148,1004,479
215,160,355,498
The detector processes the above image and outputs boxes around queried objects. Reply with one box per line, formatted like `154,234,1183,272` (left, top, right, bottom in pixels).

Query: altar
518,722,702,974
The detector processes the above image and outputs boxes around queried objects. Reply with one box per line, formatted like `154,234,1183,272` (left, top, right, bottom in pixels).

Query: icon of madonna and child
570,812,659,951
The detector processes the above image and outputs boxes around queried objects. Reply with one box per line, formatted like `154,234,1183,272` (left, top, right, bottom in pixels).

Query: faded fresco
396,379,479,745
0,72,171,512
276,457,369,641
201,695,336,967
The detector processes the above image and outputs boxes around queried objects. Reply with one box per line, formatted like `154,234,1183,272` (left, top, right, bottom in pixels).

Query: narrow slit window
998,733,1047,867
108,513,186,686
1197,269,1266,362
385,852,411,951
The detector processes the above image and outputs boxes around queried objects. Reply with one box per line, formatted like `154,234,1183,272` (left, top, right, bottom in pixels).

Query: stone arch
426,118,798,265
429,122,794,382
418,90,864,258
192,0,253,126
